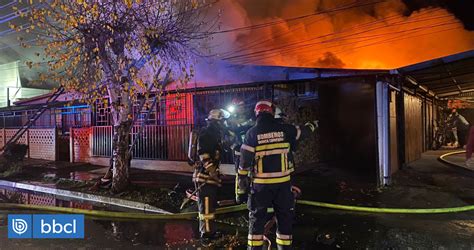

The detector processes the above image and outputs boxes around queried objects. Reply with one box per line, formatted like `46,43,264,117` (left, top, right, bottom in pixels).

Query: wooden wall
319,77,377,181
389,90,399,174
423,99,434,151
404,94,423,163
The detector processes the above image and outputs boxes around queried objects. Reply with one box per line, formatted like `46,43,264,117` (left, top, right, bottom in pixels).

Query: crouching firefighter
192,109,229,242
236,100,318,250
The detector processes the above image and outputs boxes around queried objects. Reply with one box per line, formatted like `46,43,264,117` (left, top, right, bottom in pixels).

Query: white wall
0,61,49,107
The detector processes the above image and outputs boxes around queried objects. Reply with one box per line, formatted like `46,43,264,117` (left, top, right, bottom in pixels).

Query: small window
297,83,306,96
297,82,318,97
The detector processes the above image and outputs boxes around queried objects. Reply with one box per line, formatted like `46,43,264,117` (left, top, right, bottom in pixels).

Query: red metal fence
91,124,192,161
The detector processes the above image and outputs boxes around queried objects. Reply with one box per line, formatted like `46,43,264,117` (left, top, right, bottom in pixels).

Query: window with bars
157,92,193,125
132,97,157,125
93,93,193,126
94,98,111,126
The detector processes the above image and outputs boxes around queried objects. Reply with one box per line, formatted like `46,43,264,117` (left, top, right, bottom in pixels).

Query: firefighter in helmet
193,109,229,242
227,98,255,167
226,98,255,196
237,100,318,249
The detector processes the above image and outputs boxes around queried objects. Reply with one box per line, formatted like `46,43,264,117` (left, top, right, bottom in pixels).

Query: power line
0,38,37,51
218,0,361,58
0,57,64,73
0,23,28,37
212,0,387,35
217,0,412,60
237,21,462,65
223,8,446,61
237,23,459,65
0,5,31,23
222,9,450,62
334,25,463,56
0,1,15,10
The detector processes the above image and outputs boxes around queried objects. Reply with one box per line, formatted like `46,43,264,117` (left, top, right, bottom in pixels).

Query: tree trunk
111,120,132,193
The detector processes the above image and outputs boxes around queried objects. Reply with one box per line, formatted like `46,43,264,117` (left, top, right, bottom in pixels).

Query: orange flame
215,0,474,69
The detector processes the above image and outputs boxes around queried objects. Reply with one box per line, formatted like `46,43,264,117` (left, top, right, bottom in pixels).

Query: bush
3,143,28,162
1,162,23,178
276,97,320,166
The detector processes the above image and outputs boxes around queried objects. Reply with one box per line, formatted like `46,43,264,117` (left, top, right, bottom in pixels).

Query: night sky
402,0,474,30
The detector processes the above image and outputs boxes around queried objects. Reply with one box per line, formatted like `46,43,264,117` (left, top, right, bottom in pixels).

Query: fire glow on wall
164,93,193,125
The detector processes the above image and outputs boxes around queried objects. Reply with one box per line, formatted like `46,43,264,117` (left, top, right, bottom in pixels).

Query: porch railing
91,125,193,161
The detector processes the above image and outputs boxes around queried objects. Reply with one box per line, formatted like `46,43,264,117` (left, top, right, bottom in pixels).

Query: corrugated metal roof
397,50,474,98
189,59,388,89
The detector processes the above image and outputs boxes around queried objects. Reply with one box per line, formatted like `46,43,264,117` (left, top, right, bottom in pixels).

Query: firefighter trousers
197,182,218,237
248,181,294,250
233,146,241,172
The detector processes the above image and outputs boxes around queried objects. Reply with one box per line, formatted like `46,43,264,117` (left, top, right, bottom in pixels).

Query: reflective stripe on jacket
238,113,312,186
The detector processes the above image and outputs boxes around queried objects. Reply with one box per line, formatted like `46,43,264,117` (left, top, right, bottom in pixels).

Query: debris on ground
48,177,186,213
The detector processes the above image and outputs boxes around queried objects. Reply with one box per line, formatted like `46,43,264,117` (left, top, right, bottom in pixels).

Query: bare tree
12,0,218,192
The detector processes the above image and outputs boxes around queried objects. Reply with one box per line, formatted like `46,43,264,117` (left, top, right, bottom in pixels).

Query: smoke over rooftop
210,0,474,69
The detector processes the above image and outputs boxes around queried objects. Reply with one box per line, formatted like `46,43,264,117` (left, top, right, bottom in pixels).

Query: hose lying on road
0,203,246,220
2,199,474,219
438,150,466,167
296,200,474,214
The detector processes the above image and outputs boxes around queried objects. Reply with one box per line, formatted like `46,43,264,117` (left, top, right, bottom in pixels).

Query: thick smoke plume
212,0,474,69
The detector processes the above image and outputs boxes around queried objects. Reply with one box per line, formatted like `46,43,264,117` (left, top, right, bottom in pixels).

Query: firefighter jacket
193,122,223,186
237,113,314,192
227,113,254,155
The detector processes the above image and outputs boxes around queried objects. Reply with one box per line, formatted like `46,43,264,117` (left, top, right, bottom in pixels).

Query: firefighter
193,109,228,242
264,105,296,230
226,98,255,197
237,100,318,250
274,106,288,124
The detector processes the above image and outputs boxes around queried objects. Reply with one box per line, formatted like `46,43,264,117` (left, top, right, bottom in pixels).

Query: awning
397,50,474,99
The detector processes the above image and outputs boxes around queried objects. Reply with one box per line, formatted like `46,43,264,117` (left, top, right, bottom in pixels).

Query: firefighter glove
305,120,319,132
203,161,217,174
236,192,248,205
235,176,250,204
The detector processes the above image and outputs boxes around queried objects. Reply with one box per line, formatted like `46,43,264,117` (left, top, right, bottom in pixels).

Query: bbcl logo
8,215,31,238
40,219,78,234
8,214,84,239
12,218,29,235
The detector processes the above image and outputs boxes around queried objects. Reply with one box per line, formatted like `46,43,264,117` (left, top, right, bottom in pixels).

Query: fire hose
2,199,474,219
438,150,466,167
3,150,474,218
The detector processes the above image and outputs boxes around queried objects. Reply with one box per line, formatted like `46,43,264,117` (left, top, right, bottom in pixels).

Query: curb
0,180,172,214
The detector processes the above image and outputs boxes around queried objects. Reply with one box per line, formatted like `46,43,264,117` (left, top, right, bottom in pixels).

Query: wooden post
53,128,57,161
70,127,74,163
1,128,4,149
26,129,30,158
89,127,92,161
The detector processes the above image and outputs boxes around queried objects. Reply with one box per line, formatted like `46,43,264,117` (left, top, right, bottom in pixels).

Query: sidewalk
1,152,474,248
2,151,474,211
292,150,474,249
0,158,235,213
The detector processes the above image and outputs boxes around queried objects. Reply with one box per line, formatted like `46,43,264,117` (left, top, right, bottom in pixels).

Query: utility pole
7,87,10,107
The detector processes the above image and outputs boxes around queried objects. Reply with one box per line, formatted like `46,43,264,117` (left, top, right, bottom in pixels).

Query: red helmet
231,98,244,106
254,100,274,116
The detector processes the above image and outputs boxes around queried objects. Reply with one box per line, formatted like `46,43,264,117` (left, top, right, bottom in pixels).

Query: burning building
0,48,472,187
0,0,473,187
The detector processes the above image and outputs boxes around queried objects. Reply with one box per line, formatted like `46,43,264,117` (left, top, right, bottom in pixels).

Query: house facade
4,50,472,188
